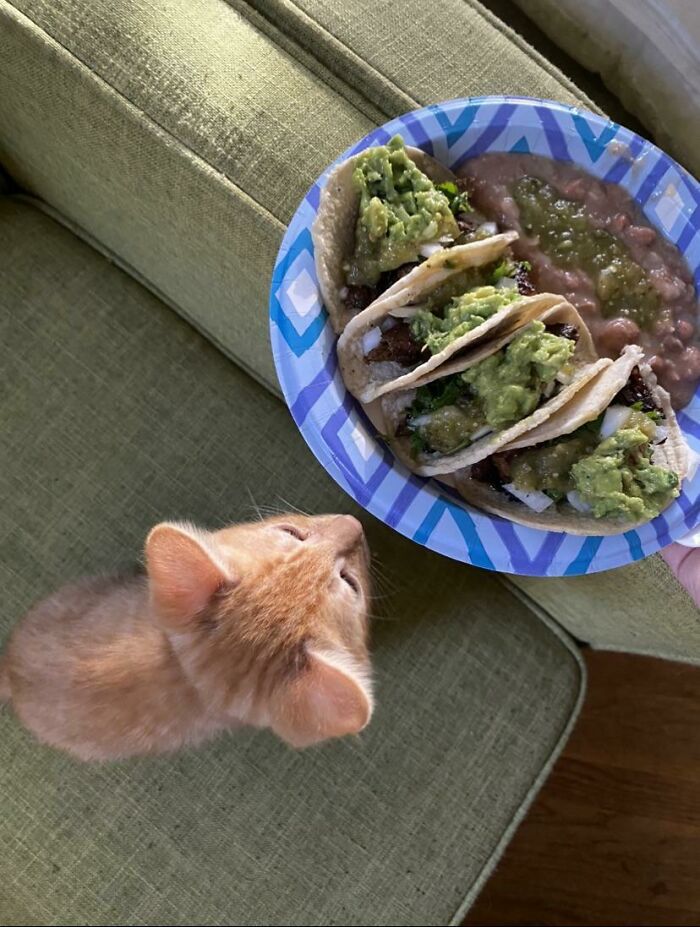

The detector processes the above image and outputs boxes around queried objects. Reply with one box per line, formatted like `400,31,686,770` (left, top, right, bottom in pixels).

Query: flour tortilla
336,232,571,404
454,347,688,535
380,301,608,477
313,145,455,333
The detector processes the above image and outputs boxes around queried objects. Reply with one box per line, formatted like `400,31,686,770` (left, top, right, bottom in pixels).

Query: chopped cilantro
409,376,467,418
436,181,474,216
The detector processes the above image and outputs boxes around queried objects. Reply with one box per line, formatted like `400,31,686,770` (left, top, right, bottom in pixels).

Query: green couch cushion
244,0,595,117
0,0,592,396
0,0,375,393
0,0,696,661
517,558,700,664
0,198,583,926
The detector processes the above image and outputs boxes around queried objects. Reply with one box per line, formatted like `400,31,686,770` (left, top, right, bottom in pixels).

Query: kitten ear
145,522,233,629
271,652,372,749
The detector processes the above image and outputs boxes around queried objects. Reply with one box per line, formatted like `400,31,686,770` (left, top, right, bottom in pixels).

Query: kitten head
144,514,372,748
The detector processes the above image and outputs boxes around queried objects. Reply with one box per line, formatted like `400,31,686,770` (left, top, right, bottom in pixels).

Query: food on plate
455,346,688,534
378,302,608,476
314,136,696,537
462,152,700,407
336,231,571,403
313,135,499,333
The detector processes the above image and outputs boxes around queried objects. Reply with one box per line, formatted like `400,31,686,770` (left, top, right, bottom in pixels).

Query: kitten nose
329,515,364,550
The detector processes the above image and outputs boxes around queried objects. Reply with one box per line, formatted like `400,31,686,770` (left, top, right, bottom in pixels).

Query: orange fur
1,514,372,760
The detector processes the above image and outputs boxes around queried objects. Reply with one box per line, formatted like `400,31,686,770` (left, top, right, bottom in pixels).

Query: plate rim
269,95,700,576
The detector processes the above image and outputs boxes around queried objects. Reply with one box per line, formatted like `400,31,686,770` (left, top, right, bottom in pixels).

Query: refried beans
461,153,700,408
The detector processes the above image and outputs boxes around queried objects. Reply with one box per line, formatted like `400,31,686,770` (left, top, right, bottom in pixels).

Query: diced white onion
496,276,517,290
600,405,632,439
503,483,554,513
361,327,382,354
380,316,397,331
389,305,422,319
652,425,669,445
411,413,433,429
419,242,444,258
555,369,574,385
567,490,592,513
439,235,454,244
543,380,556,398
339,286,348,299
479,221,498,236
470,425,493,441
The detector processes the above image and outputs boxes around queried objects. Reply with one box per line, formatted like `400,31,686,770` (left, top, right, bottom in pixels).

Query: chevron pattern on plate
270,97,700,576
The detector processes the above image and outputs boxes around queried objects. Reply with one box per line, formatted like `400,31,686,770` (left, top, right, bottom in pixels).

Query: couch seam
462,0,602,114
1,1,287,231
243,0,600,119
449,601,587,923
226,0,397,125
8,193,283,399
3,1,601,657
591,643,700,668
239,0,420,116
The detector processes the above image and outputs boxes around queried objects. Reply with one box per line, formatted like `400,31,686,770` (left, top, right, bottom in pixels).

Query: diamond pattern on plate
270,97,700,575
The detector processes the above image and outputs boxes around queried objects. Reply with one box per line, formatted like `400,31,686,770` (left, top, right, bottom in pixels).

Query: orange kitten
0,514,372,761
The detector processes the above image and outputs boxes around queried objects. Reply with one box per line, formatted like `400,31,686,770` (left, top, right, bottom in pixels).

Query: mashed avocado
406,322,574,455
508,417,679,521
462,322,575,430
346,135,459,286
571,428,678,520
410,285,521,354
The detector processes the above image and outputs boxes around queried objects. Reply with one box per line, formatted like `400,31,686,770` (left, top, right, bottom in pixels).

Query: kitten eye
278,524,307,541
340,570,360,595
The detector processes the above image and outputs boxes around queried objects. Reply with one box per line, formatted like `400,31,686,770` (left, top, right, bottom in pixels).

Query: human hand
662,541,700,604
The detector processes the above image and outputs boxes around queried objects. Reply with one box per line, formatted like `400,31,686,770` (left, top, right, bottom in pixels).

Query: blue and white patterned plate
270,97,700,576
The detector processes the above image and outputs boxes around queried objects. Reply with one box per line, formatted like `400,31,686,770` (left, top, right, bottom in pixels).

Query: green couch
0,2,697,924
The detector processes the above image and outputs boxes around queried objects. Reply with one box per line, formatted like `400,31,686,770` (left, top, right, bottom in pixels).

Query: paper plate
270,97,700,576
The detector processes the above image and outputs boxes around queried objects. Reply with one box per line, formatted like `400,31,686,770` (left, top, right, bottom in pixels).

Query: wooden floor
464,650,700,926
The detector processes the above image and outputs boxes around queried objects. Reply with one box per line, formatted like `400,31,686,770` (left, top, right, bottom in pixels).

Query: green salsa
513,176,660,329
345,135,459,286
508,413,679,520
405,321,574,455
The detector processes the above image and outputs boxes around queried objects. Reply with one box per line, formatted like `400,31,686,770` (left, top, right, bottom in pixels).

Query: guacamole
345,136,459,286
462,322,575,430
410,285,521,355
405,322,574,456
507,415,679,521
571,428,678,520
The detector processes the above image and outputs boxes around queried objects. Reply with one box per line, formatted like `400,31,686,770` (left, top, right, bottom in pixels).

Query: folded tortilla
454,345,688,535
335,231,574,404
313,144,455,334
380,301,606,477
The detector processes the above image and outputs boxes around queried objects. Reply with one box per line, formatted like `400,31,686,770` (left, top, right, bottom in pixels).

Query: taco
454,345,688,535
335,229,577,403
379,301,606,477
313,134,498,333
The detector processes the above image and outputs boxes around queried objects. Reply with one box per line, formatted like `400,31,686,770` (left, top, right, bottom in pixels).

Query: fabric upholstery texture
0,199,583,926
0,0,592,395
518,557,700,664
240,0,596,118
0,0,695,661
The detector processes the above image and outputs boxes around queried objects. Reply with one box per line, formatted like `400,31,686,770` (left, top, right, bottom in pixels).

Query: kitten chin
1,514,373,761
